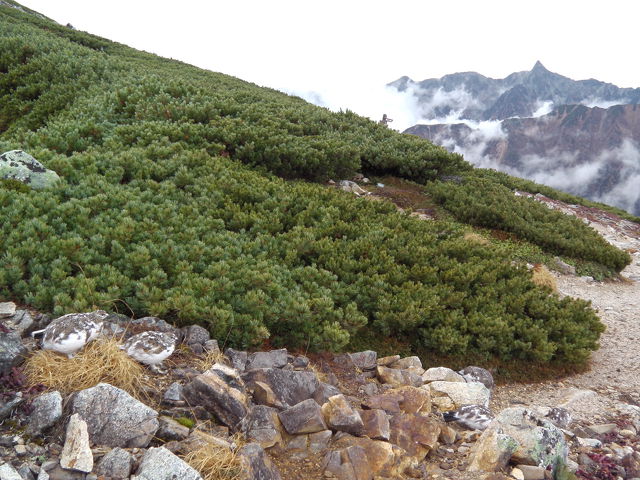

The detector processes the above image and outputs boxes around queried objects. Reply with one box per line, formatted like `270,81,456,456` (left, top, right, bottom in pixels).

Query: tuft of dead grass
463,231,490,245
181,431,244,480
24,338,154,404
192,349,225,373
532,263,558,292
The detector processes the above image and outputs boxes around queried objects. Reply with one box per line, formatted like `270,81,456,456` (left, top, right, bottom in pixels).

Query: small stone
585,423,617,435
439,425,458,445
516,465,546,480
163,382,184,403
576,437,602,448
15,444,27,456
511,468,525,480
132,446,202,480
422,367,465,383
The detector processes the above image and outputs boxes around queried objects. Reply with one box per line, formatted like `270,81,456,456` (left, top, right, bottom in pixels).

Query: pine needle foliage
0,4,622,365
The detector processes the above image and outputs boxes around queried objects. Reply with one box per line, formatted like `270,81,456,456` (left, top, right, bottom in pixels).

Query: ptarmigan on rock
121,331,177,373
443,404,495,431
32,310,108,358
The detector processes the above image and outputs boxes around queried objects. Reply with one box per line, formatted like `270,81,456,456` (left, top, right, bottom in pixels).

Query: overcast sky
17,0,640,129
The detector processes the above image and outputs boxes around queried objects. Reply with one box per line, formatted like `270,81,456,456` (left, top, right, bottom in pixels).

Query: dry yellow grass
181,431,244,480
24,338,154,404
532,263,558,292
192,349,225,372
463,231,490,245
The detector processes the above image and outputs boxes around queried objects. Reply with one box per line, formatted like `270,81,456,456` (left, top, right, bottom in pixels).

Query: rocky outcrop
1,309,637,480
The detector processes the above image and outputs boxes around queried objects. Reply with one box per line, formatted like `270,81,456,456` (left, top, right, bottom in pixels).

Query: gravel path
492,196,640,425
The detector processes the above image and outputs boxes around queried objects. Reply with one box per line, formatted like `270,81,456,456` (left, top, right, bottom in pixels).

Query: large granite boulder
71,383,159,448
0,150,59,189
278,399,327,435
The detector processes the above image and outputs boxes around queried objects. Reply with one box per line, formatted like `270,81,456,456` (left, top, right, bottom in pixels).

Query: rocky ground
0,190,639,480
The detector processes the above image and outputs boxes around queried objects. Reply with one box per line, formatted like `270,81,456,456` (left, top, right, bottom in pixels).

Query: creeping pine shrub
0,8,611,366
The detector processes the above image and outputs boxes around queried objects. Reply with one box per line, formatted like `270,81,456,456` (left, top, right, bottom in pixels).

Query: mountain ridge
398,64,640,214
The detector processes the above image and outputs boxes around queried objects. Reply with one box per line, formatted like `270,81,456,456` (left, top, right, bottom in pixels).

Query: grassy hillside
0,3,631,367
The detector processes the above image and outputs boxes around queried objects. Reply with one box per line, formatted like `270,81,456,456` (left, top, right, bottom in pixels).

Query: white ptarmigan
121,331,177,373
32,310,108,357
443,404,494,431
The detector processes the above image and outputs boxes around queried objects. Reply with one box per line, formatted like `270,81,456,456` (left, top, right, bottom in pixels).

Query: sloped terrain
0,2,634,368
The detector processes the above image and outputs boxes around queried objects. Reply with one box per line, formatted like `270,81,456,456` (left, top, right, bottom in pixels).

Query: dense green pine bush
0,4,624,365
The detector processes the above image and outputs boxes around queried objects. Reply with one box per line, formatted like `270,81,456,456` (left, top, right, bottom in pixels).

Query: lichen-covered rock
131,447,202,480
494,407,568,468
0,150,60,189
26,391,63,436
0,463,23,480
467,426,518,472
389,356,423,370
278,399,327,434
71,383,159,448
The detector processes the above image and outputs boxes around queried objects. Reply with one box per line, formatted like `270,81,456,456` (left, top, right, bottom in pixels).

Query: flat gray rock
245,349,288,370
71,383,159,448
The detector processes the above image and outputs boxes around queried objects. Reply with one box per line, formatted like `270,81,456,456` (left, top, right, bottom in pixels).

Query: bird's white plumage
37,311,107,357
121,331,176,366
443,404,494,431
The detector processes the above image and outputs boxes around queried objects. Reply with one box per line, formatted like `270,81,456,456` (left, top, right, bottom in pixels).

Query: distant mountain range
393,62,640,215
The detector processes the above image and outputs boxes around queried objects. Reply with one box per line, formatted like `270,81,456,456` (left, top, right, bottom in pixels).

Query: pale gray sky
17,0,640,129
